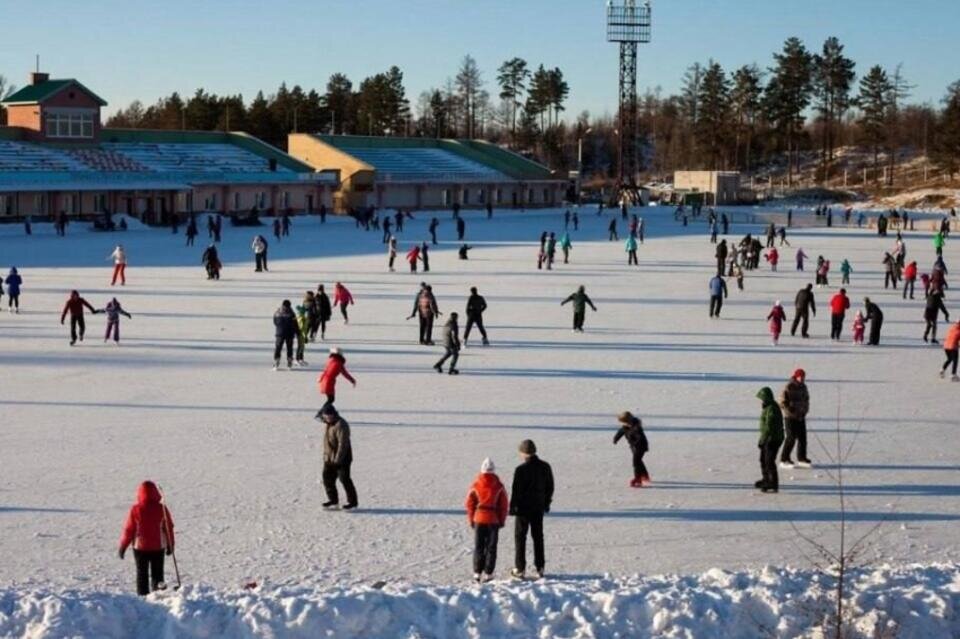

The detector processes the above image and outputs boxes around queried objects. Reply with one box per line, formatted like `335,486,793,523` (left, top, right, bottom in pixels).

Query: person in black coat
456,217,466,241
923,291,950,344
791,284,816,338
715,240,728,276
273,300,297,369
864,297,884,345
510,439,554,580
315,285,333,341
614,411,650,487
463,286,489,346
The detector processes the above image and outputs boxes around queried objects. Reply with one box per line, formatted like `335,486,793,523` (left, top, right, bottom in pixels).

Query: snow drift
2,564,957,639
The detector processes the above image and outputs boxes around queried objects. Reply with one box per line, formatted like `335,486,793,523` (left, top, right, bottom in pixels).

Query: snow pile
1,564,957,639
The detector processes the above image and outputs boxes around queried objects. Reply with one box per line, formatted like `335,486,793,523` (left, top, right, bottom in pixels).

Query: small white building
673,171,740,205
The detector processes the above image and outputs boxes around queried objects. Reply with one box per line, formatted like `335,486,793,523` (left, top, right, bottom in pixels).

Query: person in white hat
317,347,356,411
464,457,508,583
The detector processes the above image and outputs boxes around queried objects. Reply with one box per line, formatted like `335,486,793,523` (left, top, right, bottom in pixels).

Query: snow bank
2,564,957,639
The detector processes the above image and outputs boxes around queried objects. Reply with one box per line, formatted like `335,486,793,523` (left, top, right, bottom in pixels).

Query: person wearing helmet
779,369,811,468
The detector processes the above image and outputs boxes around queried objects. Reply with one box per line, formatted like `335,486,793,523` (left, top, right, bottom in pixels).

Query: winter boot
779,460,794,469
287,359,293,369
434,364,443,374
510,568,525,580
322,501,338,509
448,369,459,375
754,480,766,489
473,573,482,583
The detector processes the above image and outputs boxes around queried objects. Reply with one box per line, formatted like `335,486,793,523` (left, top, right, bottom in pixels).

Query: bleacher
103,143,289,173
346,147,506,182
0,141,88,171
65,148,147,172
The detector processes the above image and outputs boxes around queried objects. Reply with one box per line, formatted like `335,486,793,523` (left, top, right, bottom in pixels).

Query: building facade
673,171,741,205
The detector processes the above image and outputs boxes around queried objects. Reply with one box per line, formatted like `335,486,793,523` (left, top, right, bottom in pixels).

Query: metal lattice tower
607,0,651,201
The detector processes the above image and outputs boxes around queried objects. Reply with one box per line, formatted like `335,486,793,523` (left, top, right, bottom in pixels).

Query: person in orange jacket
118,480,175,596
317,347,356,411
464,457,509,583
940,320,960,381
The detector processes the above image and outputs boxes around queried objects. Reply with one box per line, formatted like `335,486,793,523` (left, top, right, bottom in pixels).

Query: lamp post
577,127,593,204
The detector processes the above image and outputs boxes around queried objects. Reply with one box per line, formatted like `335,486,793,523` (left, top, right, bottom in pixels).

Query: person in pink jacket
333,282,354,324
764,247,779,271
317,347,356,411
767,300,787,345
852,311,865,344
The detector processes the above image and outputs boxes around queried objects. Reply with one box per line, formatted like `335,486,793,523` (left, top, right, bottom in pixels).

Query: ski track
1,206,959,636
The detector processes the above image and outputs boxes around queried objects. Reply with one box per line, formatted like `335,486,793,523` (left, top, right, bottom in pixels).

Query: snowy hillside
1,204,958,637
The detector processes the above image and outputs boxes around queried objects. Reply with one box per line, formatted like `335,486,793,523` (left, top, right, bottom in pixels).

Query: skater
545,233,557,270
767,300,787,345
779,369,811,468
486,202,493,219
381,215,392,243
564,210,571,229
318,404,358,510
108,244,127,286
463,286,489,346
829,288,850,340
625,234,638,266
315,284,332,340
465,458,509,583
394,210,404,233
333,282,354,324
720,212,729,235
903,261,918,299
934,230,945,257
923,290,949,344
458,244,472,260
561,285,597,333
4,267,21,313
709,218,718,244
272,217,281,241
429,217,439,245
281,213,291,237
778,226,790,247
185,218,198,246
118,480,175,596
61,290,98,345
509,439,554,580
708,274,728,318
852,311,866,344
638,216,645,243
433,312,461,375
733,263,744,291
816,258,830,288
559,232,572,264
457,216,466,241
272,300,296,369
201,244,221,280
882,253,899,289
840,259,852,285
791,284,816,338
409,283,440,344
765,223,776,248
715,240,728,276
764,247,779,271
388,236,398,271
537,231,548,270
755,387,784,493
317,347,356,410
613,411,650,487
252,235,268,272
101,298,132,344
293,303,309,366
940,320,960,380
795,248,808,271
863,297,884,346
572,211,579,230
608,218,618,241
406,244,420,273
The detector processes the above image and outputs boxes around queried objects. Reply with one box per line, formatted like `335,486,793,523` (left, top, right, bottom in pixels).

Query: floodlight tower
606,0,651,202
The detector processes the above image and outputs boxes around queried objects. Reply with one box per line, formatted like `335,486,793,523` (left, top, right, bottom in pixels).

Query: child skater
852,310,865,344
614,411,650,487
464,458,509,583
767,300,787,345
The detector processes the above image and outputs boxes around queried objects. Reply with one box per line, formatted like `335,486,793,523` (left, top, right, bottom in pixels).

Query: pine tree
455,55,483,138
323,73,353,135
730,65,764,171
526,65,552,133
856,65,892,182
932,80,960,178
695,61,731,169
813,37,856,180
547,67,569,128
766,37,814,184
497,58,529,145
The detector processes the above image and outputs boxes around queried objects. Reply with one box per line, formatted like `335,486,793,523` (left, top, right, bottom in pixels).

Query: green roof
315,135,556,181
2,79,107,106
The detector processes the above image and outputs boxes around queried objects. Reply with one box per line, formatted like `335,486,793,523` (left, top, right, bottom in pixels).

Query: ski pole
157,484,182,590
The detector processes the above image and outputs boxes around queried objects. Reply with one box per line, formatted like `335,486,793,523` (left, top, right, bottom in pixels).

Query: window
282,191,290,209
528,188,535,204
45,112,95,139
462,189,469,205
234,192,241,211
443,189,451,206
543,188,549,203
34,194,45,214
496,189,502,204
478,189,485,204
258,192,266,209
210,193,218,210
0,195,11,216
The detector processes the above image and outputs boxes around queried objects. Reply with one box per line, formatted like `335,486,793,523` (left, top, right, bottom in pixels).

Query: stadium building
288,134,566,212
0,72,337,224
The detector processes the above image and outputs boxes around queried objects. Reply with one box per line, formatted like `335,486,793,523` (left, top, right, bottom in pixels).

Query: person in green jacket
625,235,639,266
933,231,945,257
561,286,597,333
755,387,784,493
559,232,573,264
293,304,310,366
840,259,852,285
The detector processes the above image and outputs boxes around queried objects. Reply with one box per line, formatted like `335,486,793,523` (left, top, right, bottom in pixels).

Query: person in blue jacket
708,274,728,318
5,267,22,313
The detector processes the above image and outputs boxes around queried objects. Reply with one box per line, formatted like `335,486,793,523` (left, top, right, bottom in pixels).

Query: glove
118,547,125,560
166,547,173,557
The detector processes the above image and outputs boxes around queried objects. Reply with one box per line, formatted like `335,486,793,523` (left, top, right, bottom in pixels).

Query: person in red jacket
941,320,960,381
767,300,787,345
60,290,98,346
829,288,851,340
333,282,354,324
764,247,779,271
465,457,509,583
406,245,420,273
317,347,356,411
118,480,175,596
902,261,918,299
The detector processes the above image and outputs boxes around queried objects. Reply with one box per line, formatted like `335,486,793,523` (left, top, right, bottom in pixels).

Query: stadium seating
0,141,88,171
103,143,289,173
64,148,148,172
345,147,506,182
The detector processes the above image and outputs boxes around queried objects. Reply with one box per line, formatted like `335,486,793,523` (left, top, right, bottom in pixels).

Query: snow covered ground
1,205,958,637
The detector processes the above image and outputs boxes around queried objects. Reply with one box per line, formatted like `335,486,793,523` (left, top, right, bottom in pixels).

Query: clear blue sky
1,0,957,119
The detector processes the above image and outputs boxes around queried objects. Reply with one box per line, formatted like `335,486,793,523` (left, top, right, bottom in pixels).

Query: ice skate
779,460,794,469
953,375,960,382
796,460,813,468
510,568,525,580
322,501,339,509
473,573,482,583
272,360,280,371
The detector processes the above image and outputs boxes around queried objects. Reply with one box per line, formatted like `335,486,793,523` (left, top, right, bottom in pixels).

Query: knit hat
329,347,341,355
793,368,806,382
480,458,495,473
519,439,537,455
